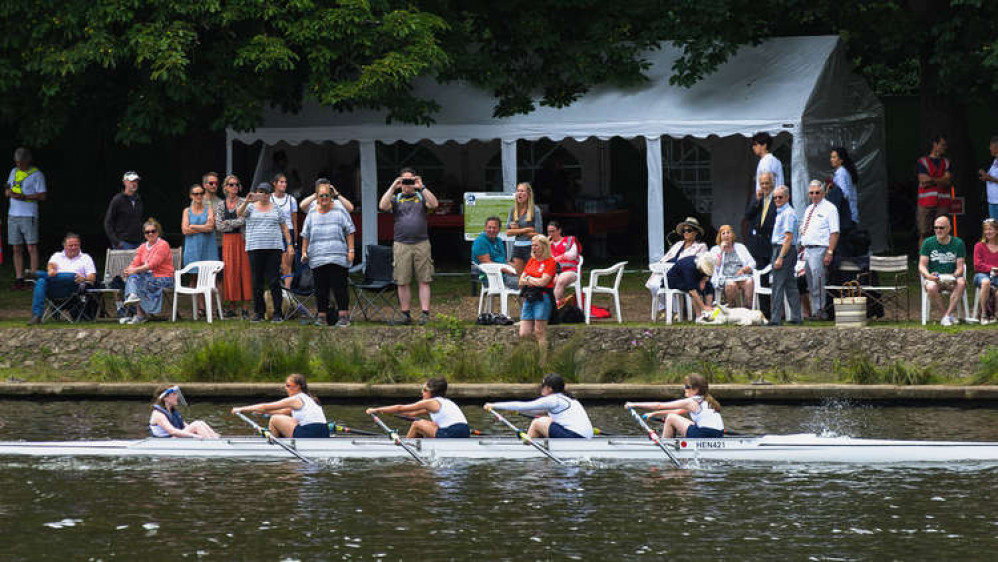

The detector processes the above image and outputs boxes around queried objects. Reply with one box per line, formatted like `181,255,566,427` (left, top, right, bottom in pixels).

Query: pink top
129,238,174,278
973,241,998,274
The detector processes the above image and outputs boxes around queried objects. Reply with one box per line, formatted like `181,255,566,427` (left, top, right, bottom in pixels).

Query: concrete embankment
2,382,996,403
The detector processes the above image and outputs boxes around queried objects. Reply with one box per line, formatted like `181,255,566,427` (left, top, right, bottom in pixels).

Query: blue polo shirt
472,231,507,282
771,202,798,246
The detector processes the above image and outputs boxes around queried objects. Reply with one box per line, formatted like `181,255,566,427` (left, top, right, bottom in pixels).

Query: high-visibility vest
10,167,38,195
917,156,951,208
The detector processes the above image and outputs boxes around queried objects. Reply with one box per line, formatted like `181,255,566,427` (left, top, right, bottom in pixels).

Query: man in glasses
918,216,966,325
744,171,777,269
767,186,803,326
798,179,840,319
103,171,144,250
5,147,47,290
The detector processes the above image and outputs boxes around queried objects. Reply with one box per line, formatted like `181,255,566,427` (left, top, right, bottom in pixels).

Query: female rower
149,385,219,439
484,373,593,439
231,373,330,438
365,377,470,438
625,374,724,438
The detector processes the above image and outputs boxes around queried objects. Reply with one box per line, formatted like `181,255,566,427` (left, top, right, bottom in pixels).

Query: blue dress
183,206,219,266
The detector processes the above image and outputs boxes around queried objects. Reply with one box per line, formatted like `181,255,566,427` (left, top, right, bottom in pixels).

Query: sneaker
335,317,351,327
27,315,41,326
312,317,327,327
271,314,284,324
124,293,141,305
418,311,430,325
119,316,134,325
394,313,413,326
940,315,953,326
250,314,265,323
128,316,148,325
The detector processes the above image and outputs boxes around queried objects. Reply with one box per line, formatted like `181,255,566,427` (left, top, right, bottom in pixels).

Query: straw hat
696,253,716,277
675,217,704,236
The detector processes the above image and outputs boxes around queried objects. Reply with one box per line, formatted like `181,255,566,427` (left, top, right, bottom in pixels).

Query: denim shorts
521,292,552,321
974,272,996,287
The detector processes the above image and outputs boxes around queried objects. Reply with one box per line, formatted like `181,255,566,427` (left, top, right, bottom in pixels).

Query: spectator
181,183,218,315
378,166,439,325
519,235,556,353
471,215,517,289
978,137,998,221
547,220,582,303
830,147,860,224
27,232,97,325
798,179,840,319
744,172,777,268
201,171,223,256
506,182,543,275
104,171,144,250
301,182,356,327
120,218,175,325
271,173,299,290
239,182,294,323
919,216,966,326
916,135,952,248
299,178,354,214
646,217,708,318
5,147,47,289
708,224,755,307
972,218,998,324
752,132,784,194
768,186,803,326
667,252,716,319
215,175,252,318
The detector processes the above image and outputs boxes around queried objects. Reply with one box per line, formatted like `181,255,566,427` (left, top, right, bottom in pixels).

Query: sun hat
675,217,704,236
696,252,716,277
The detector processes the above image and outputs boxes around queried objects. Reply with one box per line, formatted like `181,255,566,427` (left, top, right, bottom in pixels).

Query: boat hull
1,434,997,464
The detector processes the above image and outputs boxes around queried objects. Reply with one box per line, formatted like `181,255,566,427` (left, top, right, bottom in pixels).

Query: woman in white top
485,373,594,439
231,373,329,438
299,177,355,214
365,377,470,438
646,217,709,311
270,174,299,289
625,374,724,439
149,385,219,439
708,224,756,306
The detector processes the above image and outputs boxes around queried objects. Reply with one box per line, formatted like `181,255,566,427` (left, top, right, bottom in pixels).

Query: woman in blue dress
181,183,219,313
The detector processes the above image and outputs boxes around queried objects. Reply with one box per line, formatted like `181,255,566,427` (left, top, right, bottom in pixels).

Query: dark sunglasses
680,228,695,234
206,181,218,185
225,182,240,186
808,191,821,195
933,226,947,230
144,229,157,234
191,191,205,196
317,194,332,199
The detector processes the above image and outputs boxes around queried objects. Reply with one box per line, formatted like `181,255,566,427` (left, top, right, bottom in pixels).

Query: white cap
122,171,141,181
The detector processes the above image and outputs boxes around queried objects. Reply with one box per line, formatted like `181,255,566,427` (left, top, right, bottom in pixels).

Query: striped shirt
244,204,284,251
301,207,356,268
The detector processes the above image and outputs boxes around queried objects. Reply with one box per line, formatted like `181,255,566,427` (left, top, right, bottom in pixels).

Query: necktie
760,196,771,226
801,205,816,239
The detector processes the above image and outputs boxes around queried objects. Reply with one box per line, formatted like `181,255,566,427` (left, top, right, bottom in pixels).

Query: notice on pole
463,192,514,241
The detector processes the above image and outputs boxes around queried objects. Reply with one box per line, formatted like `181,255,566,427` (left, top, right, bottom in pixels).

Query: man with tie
743,172,777,268
798,180,840,319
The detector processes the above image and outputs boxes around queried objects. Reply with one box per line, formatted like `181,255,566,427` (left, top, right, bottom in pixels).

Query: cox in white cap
122,171,141,181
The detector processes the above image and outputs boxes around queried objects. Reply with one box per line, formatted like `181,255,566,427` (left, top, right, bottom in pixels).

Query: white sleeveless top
429,397,468,429
690,396,724,431
292,393,327,425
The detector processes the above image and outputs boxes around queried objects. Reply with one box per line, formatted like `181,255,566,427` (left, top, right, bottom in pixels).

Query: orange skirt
222,233,252,302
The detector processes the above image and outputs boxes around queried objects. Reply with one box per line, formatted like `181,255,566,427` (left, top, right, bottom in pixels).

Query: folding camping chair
283,259,318,322
350,244,400,322
41,283,93,323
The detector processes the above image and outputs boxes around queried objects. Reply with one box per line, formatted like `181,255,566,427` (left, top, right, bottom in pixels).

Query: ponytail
687,373,721,412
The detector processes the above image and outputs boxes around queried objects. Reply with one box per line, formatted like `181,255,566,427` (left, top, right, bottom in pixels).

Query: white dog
697,304,766,326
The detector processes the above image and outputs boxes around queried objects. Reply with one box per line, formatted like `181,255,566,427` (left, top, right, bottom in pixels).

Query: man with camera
378,167,439,325
5,147,47,290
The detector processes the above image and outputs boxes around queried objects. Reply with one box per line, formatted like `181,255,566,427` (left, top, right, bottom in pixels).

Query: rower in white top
365,377,470,438
231,373,330,438
485,373,594,439
625,374,725,439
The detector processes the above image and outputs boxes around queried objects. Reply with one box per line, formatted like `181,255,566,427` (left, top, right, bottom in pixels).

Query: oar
513,411,616,436
328,421,379,436
369,413,428,465
393,413,492,436
626,407,681,468
487,408,564,464
235,411,315,464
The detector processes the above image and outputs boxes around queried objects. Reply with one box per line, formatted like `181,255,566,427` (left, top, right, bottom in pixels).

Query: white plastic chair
570,255,584,304
920,269,971,325
649,262,693,324
172,260,225,323
583,261,627,324
751,264,791,320
477,262,520,317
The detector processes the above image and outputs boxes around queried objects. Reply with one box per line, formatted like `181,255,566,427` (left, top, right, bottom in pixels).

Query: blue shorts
974,272,996,287
435,423,470,438
685,426,724,438
548,422,584,439
521,293,553,321
293,422,330,438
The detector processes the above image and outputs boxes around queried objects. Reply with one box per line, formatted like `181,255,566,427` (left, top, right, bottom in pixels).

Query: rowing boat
1,434,996,464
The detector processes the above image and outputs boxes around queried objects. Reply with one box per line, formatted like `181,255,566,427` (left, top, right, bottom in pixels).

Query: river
0,400,995,560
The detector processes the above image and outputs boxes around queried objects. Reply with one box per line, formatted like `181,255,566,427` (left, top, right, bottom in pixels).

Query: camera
401,178,416,185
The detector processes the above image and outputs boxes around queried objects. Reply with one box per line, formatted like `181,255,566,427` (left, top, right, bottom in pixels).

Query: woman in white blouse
645,217,708,308
708,224,756,306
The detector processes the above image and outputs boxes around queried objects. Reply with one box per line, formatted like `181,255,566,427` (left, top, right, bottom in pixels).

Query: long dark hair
541,373,573,398
687,373,721,412
831,146,858,185
287,373,319,404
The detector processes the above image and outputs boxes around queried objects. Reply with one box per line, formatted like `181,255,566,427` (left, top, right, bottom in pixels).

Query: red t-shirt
523,257,557,288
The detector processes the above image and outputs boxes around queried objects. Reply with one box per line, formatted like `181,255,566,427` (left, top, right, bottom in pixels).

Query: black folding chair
350,245,399,323
283,249,318,322
42,283,97,323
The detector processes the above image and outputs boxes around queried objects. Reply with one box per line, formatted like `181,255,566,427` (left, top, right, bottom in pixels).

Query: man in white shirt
5,147,47,290
752,132,784,194
28,233,97,325
768,186,802,326
979,136,998,220
798,180,840,319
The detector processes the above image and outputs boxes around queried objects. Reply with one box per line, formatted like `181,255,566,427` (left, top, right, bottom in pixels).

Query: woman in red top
121,218,175,324
973,218,998,324
547,220,581,303
519,234,556,350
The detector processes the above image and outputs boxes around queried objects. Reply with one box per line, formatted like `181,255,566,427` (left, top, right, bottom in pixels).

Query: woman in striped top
301,181,356,326
238,182,293,323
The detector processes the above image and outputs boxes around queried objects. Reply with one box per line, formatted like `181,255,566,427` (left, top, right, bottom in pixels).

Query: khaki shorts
393,240,434,285
916,206,943,237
